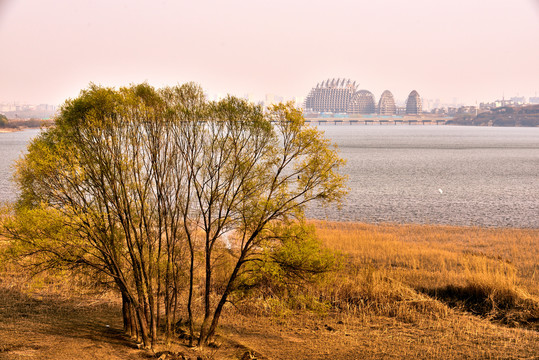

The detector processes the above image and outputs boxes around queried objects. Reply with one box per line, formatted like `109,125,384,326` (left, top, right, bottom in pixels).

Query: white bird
438,189,443,194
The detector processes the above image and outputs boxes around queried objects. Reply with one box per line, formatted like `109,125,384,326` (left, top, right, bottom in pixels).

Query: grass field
0,222,538,359
314,222,538,327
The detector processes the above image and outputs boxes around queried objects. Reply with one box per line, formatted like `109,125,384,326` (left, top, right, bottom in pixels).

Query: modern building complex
348,90,376,114
405,90,422,115
304,78,421,115
378,90,397,115
303,78,357,113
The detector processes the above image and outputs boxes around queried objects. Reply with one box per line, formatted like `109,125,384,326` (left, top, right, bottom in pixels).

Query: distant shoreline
0,118,54,132
0,127,23,133
0,126,44,133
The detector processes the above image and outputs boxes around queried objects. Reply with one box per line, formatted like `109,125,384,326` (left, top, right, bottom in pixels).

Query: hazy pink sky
1,0,538,105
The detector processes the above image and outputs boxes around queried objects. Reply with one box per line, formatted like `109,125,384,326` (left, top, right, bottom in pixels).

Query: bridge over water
303,116,451,125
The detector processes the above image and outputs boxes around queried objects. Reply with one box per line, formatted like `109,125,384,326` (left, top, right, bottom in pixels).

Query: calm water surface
0,126,537,228
306,125,538,228
0,129,40,203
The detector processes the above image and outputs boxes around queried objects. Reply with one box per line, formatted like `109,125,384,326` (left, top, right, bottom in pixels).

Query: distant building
292,96,305,108
396,106,407,115
405,90,422,115
304,78,357,113
304,78,418,115
430,107,447,115
457,106,477,114
480,102,494,110
348,90,376,114
447,107,458,116
378,90,396,115
511,96,526,105
0,102,57,119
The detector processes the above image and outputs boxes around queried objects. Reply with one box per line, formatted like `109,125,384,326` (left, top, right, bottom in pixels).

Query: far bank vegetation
449,104,539,127
0,115,53,130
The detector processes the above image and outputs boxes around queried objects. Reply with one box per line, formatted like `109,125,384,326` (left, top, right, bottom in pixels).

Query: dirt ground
0,287,147,360
1,286,538,360
220,311,539,359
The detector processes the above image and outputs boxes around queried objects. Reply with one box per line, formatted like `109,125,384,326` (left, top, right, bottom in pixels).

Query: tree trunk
121,293,132,336
203,255,245,344
149,292,158,346
165,246,173,344
136,305,152,349
187,246,195,347
198,246,212,346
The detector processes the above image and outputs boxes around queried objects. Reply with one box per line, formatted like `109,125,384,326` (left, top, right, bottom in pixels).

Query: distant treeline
448,104,539,127
0,117,54,129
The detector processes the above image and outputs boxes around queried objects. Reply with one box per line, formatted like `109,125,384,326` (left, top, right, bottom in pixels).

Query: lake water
0,126,538,228
306,125,539,228
0,129,40,204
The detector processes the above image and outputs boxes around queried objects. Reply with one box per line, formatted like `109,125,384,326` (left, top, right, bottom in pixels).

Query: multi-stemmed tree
3,83,346,348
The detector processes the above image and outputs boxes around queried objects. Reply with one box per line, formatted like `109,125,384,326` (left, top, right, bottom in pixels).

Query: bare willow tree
5,83,203,348
2,82,346,348
171,99,347,344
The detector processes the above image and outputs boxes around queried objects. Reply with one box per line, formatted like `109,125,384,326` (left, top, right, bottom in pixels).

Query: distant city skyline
0,0,538,106
3,92,539,123
1,85,538,111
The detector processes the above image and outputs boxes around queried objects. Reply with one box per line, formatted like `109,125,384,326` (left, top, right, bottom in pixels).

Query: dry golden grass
219,308,539,360
311,221,539,330
1,223,539,359
314,222,538,291
214,221,539,359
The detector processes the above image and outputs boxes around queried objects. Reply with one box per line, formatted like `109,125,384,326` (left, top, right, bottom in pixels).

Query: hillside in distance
449,104,539,127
